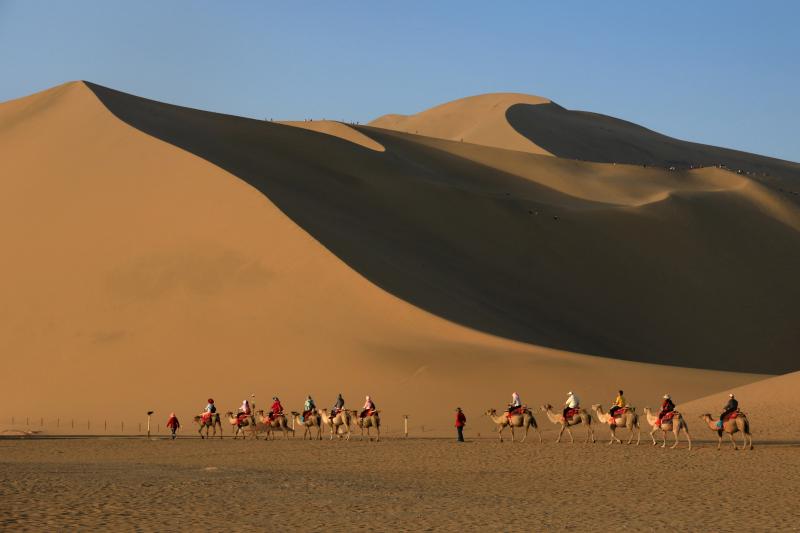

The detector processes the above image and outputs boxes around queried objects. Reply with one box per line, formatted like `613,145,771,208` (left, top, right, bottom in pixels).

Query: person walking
455,407,466,442
166,412,180,440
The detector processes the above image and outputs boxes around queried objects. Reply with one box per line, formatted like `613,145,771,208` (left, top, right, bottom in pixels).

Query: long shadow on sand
87,82,800,374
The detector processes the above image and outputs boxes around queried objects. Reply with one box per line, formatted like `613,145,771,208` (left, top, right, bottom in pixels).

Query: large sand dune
1,81,797,430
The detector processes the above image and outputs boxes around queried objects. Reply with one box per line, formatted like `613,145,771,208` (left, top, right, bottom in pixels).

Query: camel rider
360,395,376,418
302,395,316,422
507,392,522,417
656,394,675,427
238,399,252,417
609,390,626,417
718,393,738,428
204,398,216,414
331,393,345,419
563,391,580,421
269,397,283,421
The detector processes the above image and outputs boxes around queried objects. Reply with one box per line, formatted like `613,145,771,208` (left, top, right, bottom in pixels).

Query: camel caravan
186,391,751,450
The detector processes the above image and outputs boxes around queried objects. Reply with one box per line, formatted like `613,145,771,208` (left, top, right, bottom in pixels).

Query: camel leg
729,432,738,450
607,426,615,445
650,427,658,445
510,425,515,443
671,428,680,449
555,425,565,443
536,427,543,444
375,425,380,442
661,430,667,448
567,426,575,444
587,425,595,444
521,424,528,443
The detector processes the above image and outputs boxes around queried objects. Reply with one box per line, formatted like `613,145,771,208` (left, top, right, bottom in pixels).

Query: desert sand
2,437,800,531
1,81,799,436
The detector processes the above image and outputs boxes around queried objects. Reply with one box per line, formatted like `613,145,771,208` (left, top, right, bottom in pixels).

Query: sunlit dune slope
370,93,553,155
86,82,800,373
680,371,800,441
0,81,765,429
278,120,384,151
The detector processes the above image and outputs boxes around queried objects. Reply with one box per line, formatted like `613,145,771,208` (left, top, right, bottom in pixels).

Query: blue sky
1,1,798,161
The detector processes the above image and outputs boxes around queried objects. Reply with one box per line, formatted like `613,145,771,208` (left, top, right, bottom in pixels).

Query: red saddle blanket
723,411,740,422
201,412,213,424
564,408,580,419
507,407,526,417
235,414,250,425
660,411,676,423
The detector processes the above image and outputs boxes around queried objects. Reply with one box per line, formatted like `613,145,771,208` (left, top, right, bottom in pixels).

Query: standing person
609,390,626,417
166,412,180,439
455,407,466,442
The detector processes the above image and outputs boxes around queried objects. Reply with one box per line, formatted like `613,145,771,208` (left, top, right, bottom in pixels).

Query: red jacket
166,416,180,429
455,412,466,427
271,401,283,415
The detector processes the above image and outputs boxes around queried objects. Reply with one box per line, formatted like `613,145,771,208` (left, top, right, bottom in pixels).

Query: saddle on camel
267,397,284,422
562,407,581,422
607,407,630,427
506,406,529,419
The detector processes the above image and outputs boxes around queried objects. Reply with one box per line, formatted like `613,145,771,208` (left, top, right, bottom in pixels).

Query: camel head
192,415,202,422
290,411,300,417
484,409,497,416
225,411,234,417
591,404,601,411
699,413,713,420
540,404,553,412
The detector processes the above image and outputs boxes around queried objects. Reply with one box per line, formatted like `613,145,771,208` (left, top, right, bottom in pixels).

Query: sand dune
278,120,384,151
680,371,800,442
370,93,553,155
86,82,800,373
1,81,797,431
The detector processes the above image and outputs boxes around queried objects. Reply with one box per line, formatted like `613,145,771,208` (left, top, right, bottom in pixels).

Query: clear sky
1,1,798,161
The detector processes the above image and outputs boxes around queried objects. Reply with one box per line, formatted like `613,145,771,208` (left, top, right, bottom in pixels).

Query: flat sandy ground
2,435,798,532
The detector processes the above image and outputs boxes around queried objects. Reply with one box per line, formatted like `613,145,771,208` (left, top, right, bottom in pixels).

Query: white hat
567,391,573,395
663,394,670,399
729,393,735,398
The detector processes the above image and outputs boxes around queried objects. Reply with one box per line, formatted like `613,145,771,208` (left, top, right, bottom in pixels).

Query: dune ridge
369,93,553,155
0,81,776,429
277,120,384,151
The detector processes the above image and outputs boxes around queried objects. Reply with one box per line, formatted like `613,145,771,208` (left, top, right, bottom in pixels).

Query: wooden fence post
403,415,409,438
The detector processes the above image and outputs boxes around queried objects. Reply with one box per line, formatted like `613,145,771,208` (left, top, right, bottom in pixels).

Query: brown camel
540,404,595,444
291,410,323,440
643,408,692,450
256,410,295,440
350,409,381,442
700,412,753,450
484,408,542,443
193,413,223,439
225,411,259,440
321,408,351,440
591,404,640,445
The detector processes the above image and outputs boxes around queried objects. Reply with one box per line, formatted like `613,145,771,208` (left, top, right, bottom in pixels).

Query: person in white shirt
507,392,522,416
563,391,580,421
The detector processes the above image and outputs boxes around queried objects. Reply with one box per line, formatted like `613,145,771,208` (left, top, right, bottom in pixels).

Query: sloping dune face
278,120,384,151
0,82,764,428
505,103,800,185
369,93,553,155
86,83,800,374
680,371,800,441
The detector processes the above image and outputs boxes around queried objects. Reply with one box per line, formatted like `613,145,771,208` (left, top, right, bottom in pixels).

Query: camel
291,410,323,440
484,408,542,443
540,404,595,444
193,412,223,439
699,412,753,450
643,408,692,450
350,409,381,442
321,408,351,440
591,404,640,445
256,410,295,440
225,411,259,440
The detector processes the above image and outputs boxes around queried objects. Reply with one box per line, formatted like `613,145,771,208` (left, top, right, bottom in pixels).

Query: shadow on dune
87,82,800,374
506,103,800,187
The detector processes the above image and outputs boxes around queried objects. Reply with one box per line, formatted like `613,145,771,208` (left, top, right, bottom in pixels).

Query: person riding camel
563,391,580,422
507,392,523,418
718,393,738,429
268,396,284,422
237,399,252,424
201,398,216,424
330,393,345,420
301,395,316,422
609,390,626,418
360,395,376,418
655,394,675,427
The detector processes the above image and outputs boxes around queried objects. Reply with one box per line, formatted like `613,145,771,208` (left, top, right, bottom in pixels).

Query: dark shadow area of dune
506,103,800,197
87,82,800,374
